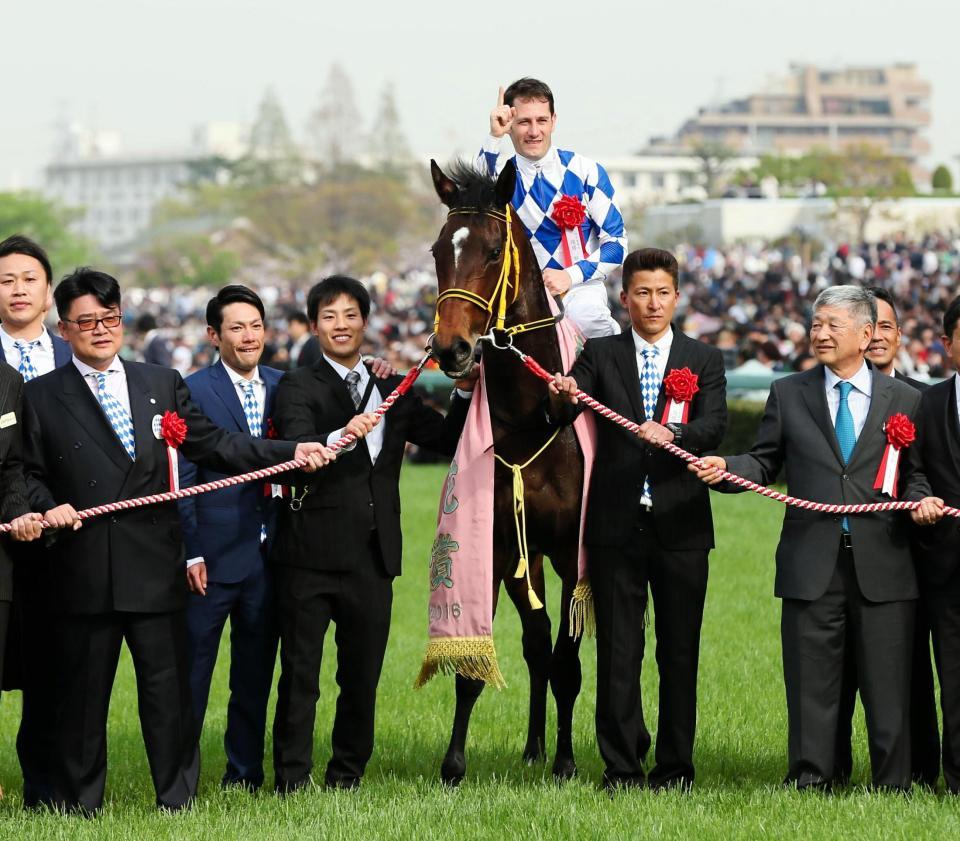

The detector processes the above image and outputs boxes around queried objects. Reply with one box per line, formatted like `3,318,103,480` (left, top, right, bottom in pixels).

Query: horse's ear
495,160,517,208
431,160,459,207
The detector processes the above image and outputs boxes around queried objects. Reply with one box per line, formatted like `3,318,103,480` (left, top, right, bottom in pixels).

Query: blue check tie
640,346,661,505
93,372,136,460
241,381,262,438
834,381,857,532
14,340,40,381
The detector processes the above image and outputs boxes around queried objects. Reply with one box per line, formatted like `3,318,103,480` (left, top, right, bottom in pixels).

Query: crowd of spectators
114,232,960,380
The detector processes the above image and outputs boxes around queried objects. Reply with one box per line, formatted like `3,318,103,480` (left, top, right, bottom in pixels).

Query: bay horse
428,159,585,784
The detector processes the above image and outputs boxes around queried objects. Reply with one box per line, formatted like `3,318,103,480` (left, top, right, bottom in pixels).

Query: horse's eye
488,247,502,262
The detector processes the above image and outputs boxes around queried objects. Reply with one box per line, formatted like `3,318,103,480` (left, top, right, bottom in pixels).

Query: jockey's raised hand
490,86,516,138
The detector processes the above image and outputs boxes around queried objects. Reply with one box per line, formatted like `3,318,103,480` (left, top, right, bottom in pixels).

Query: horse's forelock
444,161,501,213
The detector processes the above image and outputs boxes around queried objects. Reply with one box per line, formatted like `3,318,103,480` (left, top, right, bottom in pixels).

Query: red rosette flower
551,194,586,230
663,367,700,403
266,418,278,440
885,413,915,450
160,411,188,449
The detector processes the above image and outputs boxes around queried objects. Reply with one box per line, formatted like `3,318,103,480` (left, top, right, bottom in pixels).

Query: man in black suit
913,295,960,793
693,285,942,790
549,248,727,791
21,268,332,814
0,235,73,808
832,286,938,787
270,275,474,793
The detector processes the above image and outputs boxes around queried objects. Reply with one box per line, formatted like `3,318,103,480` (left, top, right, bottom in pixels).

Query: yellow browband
433,205,556,338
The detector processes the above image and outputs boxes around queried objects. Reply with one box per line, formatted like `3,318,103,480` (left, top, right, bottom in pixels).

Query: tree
368,83,411,173
932,164,954,193
133,233,241,288
232,87,303,187
305,64,365,166
0,192,96,273
689,141,736,197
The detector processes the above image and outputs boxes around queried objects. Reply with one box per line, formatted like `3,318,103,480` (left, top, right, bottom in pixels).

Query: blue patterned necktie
640,345,661,504
834,381,857,532
241,380,262,438
93,372,136,460
14,340,40,381
531,168,553,211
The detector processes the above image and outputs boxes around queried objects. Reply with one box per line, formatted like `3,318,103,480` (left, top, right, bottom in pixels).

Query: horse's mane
445,160,504,213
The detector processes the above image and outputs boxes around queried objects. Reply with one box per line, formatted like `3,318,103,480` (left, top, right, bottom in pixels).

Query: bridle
433,205,560,344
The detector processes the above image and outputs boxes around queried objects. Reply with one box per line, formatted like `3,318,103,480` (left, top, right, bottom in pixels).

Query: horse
427,158,585,784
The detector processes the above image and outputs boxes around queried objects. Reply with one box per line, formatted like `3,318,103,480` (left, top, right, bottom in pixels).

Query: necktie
241,381,262,438
834,381,857,532
14,340,40,381
93,372,136,460
345,370,363,410
640,346,661,505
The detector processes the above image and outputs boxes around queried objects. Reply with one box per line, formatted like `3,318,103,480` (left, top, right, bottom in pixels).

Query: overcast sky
3,0,958,189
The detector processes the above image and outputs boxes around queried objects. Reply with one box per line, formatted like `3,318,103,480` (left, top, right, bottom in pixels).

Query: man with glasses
21,267,334,814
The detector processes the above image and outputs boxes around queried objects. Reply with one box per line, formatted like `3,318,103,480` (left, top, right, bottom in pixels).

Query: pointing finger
497,86,505,107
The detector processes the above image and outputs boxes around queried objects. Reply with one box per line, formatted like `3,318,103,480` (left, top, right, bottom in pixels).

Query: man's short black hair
865,286,900,326
503,78,555,115
206,284,266,334
0,235,53,284
54,267,121,319
621,248,680,292
288,311,310,328
307,276,370,323
945,296,960,341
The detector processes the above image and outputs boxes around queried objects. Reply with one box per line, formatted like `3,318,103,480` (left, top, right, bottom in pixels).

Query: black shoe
324,775,361,791
649,776,693,793
221,776,262,793
274,776,311,796
601,772,645,794
783,772,831,792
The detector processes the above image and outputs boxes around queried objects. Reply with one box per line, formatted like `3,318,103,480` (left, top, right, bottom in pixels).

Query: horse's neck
483,238,563,423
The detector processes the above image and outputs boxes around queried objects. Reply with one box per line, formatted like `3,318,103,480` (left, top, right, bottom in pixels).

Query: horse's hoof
522,747,547,765
440,754,466,787
552,756,577,781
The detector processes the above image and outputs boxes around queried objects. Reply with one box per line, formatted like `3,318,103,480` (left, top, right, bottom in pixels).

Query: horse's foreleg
550,578,583,780
440,674,485,786
505,559,552,764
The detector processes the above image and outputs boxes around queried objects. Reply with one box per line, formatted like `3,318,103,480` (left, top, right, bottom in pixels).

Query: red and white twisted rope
0,363,426,533
516,349,960,519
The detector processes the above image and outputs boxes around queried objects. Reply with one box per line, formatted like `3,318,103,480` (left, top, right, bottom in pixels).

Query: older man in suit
21,268,332,813
549,247,727,791
693,285,942,790
0,235,73,807
912,295,960,793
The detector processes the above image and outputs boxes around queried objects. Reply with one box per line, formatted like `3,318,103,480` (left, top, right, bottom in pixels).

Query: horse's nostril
453,339,472,362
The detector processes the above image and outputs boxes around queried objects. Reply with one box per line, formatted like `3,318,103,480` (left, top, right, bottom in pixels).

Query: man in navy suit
177,285,286,792
0,235,72,807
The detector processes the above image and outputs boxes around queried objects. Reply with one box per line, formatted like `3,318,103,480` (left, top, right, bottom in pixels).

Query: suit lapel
56,364,132,473
313,357,357,416
943,377,960,468
52,334,73,368
848,367,892,469
799,365,845,466
263,368,281,434
122,361,161,484
654,327,689,422
210,361,248,433
612,330,645,421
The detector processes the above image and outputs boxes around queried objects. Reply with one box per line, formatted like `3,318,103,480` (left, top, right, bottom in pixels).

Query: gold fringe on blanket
569,578,595,639
414,636,506,690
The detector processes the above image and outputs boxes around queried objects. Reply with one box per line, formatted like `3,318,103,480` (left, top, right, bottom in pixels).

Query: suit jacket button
88,480,97,488
368,500,374,507
842,474,849,481
110,516,118,523
73,442,82,449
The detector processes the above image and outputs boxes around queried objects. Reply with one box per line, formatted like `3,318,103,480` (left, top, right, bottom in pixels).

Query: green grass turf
0,463,957,839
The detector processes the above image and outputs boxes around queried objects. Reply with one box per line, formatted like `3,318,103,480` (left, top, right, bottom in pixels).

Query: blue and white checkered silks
640,346,661,506
477,143,627,287
241,380,263,438
93,372,136,460
834,381,857,532
14,340,40,382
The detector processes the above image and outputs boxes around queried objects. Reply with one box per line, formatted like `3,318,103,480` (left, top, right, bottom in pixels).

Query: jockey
477,77,627,338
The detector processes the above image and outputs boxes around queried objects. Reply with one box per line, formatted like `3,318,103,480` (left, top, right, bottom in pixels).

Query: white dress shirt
632,326,674,385
73,355,132,418
954,373,960,433
824,361,873,437
222,361,266,434
1,325,56,377
325,356,386,464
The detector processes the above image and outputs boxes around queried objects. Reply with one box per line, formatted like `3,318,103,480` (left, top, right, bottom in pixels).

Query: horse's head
429,159,517,378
